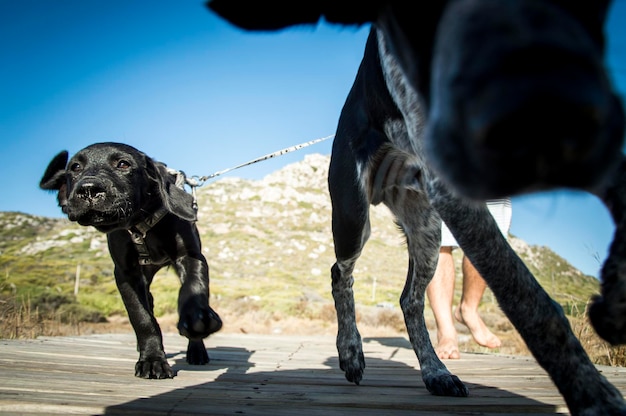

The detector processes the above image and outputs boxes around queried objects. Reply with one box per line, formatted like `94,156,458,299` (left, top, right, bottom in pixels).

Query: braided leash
182,134,334,210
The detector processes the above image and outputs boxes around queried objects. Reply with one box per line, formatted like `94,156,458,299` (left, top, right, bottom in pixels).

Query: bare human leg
427,246,460,359
455,255,501,349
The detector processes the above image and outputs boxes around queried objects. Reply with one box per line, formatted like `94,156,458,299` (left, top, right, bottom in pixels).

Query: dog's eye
117,160,131,169
70,163,82,172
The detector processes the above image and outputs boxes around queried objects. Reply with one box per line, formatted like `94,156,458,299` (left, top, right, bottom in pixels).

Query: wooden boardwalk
1,333,625,415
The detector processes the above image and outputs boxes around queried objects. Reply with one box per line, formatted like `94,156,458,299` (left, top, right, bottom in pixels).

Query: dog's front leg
114,266,174,379
590,156,626,345
175,254,222,365
108,232,173,379
430,180,625,414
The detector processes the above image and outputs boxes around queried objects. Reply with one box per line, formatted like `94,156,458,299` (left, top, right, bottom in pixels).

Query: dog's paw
134,358,175,379
186,339,210,365
423,373,469,397
178,304,223,340
338,345,366,385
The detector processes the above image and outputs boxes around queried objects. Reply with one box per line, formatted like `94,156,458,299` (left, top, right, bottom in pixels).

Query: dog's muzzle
67,177,126,226
427,0,625,199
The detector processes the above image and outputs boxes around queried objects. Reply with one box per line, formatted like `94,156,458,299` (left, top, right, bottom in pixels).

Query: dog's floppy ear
40,151,70,212
146,158,197,222
40,151,68,190
207,0,378,30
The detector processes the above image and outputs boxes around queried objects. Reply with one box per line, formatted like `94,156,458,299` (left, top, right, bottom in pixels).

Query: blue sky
1,1,625,279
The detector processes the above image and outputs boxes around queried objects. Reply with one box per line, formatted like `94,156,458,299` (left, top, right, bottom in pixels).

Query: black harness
126,168,194,266
127,206,169,266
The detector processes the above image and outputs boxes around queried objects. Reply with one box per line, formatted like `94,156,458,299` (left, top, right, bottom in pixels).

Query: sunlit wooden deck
0,332,625,415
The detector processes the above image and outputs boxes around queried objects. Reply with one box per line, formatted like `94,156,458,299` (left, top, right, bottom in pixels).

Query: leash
183,134,334,209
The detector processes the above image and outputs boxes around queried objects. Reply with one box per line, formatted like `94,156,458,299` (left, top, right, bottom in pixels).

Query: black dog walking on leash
40,142,222,379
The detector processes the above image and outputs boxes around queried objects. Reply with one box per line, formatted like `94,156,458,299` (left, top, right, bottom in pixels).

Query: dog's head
40,142,196,233
208,0,625,199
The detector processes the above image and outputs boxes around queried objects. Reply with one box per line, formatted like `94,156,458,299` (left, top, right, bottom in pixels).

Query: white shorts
440,198,512,247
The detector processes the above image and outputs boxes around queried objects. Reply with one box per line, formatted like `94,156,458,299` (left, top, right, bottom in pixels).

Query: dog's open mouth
67,203,130,229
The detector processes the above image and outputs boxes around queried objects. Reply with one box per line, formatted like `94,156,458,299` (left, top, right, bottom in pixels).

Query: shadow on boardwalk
4,333,623,415
100,334,566,415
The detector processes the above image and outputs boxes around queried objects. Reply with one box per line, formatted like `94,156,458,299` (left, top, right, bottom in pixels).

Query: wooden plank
0,333,623,415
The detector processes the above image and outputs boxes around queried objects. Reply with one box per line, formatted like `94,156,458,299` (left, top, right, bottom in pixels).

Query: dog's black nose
76,181,106,202
426,0,624,199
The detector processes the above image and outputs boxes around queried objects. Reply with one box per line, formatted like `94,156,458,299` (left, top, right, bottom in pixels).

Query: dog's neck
130,206,168,237
127,206,168,266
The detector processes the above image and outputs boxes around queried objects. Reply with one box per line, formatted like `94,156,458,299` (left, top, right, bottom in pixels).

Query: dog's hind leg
386,180,468,397
328,143,371,385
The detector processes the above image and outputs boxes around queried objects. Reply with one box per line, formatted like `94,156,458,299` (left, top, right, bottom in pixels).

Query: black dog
333,29,625,414
40,142,222,379
207,4,626,415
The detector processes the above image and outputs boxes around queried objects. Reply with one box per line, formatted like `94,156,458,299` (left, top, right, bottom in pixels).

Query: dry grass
0,296,109,339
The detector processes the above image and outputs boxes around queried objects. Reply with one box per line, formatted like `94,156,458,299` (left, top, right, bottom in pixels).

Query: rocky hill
196,153,598,311
0,153,605,357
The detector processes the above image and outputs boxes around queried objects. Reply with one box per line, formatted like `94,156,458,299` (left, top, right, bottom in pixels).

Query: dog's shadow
167,345,255,375
364,336,413,349
104,337,561,414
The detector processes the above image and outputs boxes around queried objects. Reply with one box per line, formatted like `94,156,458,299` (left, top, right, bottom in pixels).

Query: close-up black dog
330,28,626,413
40,142,222,379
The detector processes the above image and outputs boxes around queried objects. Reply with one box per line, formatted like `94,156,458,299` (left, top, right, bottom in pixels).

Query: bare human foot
435,335,461,359
455,306,501,349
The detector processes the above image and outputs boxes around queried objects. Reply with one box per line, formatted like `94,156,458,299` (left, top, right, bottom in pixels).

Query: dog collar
128,206,168,265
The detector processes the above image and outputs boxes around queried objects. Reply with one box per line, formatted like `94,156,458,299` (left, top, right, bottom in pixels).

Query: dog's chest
128,230,170,266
